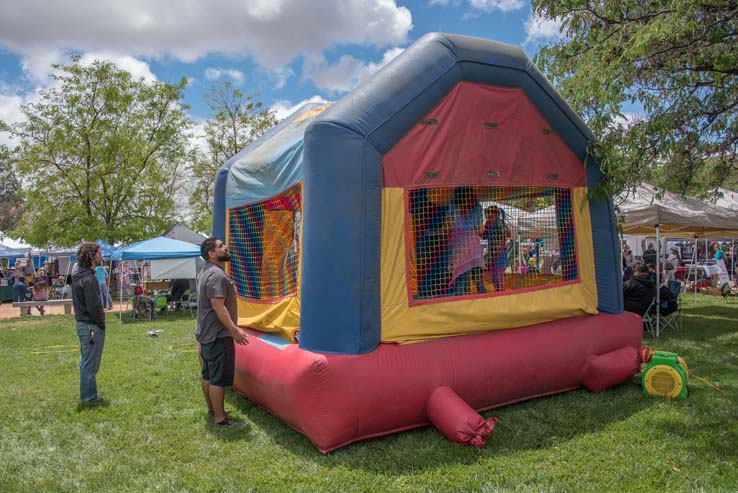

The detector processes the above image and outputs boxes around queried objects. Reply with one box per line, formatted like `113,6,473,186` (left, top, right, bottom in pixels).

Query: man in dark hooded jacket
72,242,106,404
623,264,657,317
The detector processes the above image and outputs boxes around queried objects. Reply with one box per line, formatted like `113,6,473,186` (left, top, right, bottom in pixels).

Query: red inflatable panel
581,346,641,392
426,386,497,447
233,312,642,453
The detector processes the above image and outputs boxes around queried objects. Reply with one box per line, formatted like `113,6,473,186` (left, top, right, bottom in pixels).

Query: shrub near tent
212,33,642,453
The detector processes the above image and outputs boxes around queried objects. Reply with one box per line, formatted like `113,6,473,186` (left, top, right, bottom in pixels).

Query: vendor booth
111,236,201,320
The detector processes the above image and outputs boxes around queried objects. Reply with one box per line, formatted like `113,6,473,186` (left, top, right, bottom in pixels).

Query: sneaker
91,394,107,404
215,418,248,428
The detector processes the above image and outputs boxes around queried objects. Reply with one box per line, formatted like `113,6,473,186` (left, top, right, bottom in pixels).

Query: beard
217,253,231,262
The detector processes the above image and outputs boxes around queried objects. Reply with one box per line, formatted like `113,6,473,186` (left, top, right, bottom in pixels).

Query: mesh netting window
228,184,301,302
407,186,578,302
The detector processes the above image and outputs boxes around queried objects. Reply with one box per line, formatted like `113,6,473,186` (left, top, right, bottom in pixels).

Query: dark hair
201,237,220,261
76,242,100,268
636,264,650,274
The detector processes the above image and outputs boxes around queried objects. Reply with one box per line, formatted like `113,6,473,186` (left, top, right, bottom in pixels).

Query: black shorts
200,337,235,387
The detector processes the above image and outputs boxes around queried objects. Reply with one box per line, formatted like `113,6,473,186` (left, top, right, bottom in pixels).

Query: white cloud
303,47,404,94
0,83,44,147
19,49,66,84
429,0,521,17
468,0,525,13
612,112,643,130
0,92,24,147
270,96,330,121
524,12,563,45
267,67,294,91
189,119,210,152
204,67,245,85
78,52,158,82
0,0,412,73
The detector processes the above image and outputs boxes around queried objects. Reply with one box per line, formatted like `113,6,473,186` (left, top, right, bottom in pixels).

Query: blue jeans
76,321,106,402
100,284,113,310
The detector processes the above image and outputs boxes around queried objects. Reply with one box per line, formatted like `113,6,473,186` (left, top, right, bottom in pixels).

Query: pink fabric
33,290,49,302
449,227,484,285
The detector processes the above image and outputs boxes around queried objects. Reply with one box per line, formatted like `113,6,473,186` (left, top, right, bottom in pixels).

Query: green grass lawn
1,296,737,492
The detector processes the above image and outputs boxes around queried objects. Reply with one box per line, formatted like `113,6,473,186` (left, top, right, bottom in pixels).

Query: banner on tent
150,258,197,279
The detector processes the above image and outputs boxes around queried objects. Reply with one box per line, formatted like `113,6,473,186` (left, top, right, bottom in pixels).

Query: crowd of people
1,258,70,315
621,239,736,319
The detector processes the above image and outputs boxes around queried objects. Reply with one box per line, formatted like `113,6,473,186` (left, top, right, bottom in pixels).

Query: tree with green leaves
0,145,24,233
189,82,277,234
0,57,192,246
532,0,738,196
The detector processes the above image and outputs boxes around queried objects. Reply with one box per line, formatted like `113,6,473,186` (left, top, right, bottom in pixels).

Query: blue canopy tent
112,236,201,321
112,236,200,260
0,244,31,259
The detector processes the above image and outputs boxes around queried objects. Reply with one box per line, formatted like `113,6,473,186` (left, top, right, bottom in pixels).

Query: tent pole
692,238,698,303
118,260,124,323
655,225,660,337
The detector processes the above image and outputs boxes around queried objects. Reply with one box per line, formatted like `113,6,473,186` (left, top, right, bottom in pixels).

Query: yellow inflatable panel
226,213,302,342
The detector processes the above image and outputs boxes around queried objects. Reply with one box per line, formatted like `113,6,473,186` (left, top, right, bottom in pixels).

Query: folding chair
180,290,198,316
171,289,191,311
642,298,659,338
131,295,154,321
153,294,168,317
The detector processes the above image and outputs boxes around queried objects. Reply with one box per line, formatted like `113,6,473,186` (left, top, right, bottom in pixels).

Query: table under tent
617,183,738,336
111,236,202,320
0,245,33,302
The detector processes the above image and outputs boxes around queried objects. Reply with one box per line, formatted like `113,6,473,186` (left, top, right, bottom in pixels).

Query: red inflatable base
232,312,642,453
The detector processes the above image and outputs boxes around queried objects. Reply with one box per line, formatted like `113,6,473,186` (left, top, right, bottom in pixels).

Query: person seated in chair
658,284,676,316
623,264,656,317
167,278,190,307
31,281,50,315
12,276,32,314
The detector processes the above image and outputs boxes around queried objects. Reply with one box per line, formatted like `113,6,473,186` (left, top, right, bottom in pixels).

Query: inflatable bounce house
212,33,643,452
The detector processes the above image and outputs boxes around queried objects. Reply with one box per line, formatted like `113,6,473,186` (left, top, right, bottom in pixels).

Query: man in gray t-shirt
196,237,249,427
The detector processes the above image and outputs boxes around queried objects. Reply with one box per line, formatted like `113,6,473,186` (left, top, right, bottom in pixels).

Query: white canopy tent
617,184,738,238
617,184,738,336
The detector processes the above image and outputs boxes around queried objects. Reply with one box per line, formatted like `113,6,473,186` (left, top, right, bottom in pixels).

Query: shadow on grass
203,413,256,443
223,378,661,473
75,399,111,412
221,302,738,472
111,309,197,326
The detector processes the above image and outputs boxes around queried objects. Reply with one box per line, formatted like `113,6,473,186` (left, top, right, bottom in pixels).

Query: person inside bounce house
448,187,486,296
482,205,510,292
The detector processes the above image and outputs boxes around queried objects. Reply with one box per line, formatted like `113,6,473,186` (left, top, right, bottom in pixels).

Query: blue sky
0,0,563,143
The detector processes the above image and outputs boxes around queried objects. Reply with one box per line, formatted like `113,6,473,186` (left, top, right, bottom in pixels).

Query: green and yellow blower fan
642,350,688,399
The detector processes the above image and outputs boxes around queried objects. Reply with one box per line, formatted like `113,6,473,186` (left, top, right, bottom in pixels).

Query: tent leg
655,225,660,338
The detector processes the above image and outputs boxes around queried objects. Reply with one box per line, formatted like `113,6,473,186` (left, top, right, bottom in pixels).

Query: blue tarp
96,239,119,260
0,244,31,259
112,236,200,261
